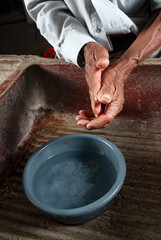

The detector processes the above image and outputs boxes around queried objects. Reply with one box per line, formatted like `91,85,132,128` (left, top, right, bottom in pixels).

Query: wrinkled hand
82,42,110,117
76,66,126,129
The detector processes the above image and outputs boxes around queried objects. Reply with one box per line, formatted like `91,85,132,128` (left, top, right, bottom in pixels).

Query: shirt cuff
61,28,96,67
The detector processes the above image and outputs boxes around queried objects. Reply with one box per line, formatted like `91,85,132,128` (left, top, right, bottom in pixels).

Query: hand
76,66,126,129
83,42,109,117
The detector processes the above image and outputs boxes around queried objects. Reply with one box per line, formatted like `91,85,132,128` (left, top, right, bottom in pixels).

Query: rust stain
7,70,21,80
0,81,12,97
36,113,65,129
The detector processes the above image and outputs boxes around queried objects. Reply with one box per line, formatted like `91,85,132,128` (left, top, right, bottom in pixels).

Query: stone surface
0,56,66,184
0,55,161,239
0,57,161,184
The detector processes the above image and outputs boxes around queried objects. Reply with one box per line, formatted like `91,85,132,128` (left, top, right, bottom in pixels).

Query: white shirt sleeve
24,0,96,66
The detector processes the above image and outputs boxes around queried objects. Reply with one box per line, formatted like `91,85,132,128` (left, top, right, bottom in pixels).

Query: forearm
115,9,161,77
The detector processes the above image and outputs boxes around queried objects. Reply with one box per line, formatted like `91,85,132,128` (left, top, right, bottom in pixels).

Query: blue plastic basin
23,134,126,224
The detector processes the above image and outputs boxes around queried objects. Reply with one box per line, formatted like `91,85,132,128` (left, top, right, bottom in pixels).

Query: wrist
113,54,139,79
78,42,97,68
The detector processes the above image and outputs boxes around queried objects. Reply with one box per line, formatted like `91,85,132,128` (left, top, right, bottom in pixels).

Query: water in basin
33,150,117,209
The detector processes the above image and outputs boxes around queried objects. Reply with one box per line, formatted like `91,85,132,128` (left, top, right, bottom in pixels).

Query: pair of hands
76,10,161,130
76,42,126,130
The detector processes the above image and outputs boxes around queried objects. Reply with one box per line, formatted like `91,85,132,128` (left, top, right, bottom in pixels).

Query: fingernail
97,58,107,62
94,96,97,102
86,124,92,130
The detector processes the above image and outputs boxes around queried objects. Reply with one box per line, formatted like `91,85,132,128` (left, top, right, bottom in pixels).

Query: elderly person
24,0,161,129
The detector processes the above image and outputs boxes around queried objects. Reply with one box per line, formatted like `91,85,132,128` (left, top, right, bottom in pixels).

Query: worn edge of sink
0,56,66,186
0,55,161,83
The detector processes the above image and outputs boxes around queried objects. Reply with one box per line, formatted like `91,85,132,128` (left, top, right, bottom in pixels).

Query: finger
85,66,102,96
90,90,102,116
85,44,110,116
85,46,110,99
77,119,90,128
85,68,102,117
78,110,94,118
76,114,92,121
76,109,95,121
93,101,102,117
97,80,115,105
77,103,105,121
86,99,123,129
86,114,109,130
91,58,109,96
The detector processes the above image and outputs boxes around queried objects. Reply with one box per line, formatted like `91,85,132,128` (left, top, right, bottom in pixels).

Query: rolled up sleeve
24,0,96,66
61,28,95,65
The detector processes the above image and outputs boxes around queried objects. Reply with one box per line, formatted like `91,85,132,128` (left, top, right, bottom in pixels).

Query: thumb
97,85,114,105
94,45,109,70
95,58,109,70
